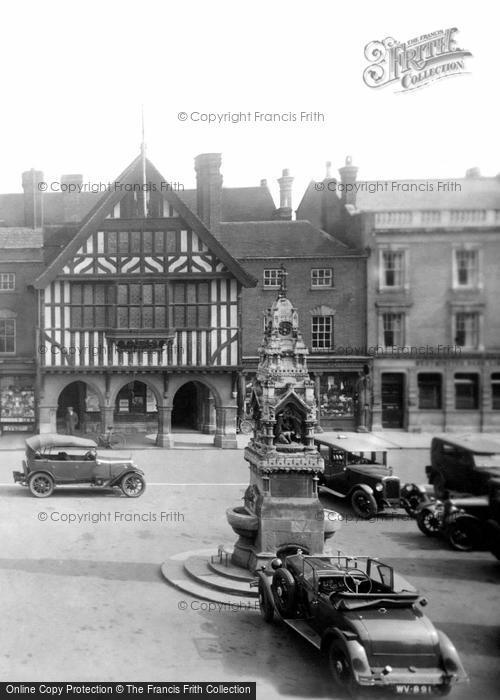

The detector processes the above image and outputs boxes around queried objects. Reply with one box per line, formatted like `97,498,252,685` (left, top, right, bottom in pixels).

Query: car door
45,447,79,483
65,447,96,483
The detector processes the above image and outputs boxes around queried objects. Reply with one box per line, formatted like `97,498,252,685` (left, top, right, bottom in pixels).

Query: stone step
160,548,259,608
207,558,254,583
183,555,258,598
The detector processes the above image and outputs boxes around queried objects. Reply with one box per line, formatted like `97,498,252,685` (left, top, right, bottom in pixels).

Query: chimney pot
260,179,268,187
465,167,481,178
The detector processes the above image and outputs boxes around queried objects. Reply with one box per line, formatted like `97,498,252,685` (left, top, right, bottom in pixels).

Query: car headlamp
375,483,383,492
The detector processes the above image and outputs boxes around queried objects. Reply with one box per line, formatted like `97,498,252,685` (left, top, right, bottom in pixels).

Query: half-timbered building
33,153,256,447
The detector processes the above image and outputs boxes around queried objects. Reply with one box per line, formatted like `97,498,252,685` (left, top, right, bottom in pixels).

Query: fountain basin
226,506,259,541
323,508,343,541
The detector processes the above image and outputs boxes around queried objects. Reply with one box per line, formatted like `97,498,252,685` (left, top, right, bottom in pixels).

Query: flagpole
141,105,147,217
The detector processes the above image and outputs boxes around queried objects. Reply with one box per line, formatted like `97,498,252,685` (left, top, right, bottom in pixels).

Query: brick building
298,160,500,432
0,229,44,433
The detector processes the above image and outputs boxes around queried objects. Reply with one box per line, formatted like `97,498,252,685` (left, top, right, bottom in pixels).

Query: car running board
282,619,322,649
318,485,345,498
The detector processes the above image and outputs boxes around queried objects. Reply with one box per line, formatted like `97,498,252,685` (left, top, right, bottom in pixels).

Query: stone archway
56,380,102,435
171,380,215,433
111,379,160,436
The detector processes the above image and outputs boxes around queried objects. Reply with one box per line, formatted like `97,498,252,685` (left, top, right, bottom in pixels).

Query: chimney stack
275,168,294,220
61,174,83,222
465,167,481,178
338,155,359,207
22,169,44,229
195,153,223,234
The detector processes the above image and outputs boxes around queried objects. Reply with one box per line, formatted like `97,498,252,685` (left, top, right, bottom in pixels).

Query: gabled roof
34,154,257,289
217,221,360,258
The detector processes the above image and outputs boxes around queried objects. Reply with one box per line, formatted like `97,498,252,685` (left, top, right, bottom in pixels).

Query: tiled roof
0,186,276,227
179,186,276,221
217,221,358,258
0,228,43,248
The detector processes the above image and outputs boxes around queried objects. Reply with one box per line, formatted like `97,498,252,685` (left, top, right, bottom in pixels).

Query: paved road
0,447,499,699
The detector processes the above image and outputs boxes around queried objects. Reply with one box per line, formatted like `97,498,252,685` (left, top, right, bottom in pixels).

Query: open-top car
13,434,145,498
314,433,425,519
254,546,467,697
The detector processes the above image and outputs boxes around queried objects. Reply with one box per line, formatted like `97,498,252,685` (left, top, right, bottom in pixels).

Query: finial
325,161,332,178
346,155,352,166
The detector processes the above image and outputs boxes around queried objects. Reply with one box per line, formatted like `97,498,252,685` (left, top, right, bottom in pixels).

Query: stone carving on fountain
226,267,341,571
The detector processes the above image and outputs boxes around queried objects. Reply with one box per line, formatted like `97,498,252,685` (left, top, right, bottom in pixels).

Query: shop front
0,375,36,434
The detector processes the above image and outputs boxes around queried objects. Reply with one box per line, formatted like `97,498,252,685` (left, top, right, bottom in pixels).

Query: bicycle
88,426,126,449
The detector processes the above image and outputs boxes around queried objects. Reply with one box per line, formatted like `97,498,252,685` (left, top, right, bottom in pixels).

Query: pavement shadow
383,555,500,583
0,557,164,583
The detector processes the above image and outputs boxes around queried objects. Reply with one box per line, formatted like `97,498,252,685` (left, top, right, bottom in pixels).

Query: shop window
454,373,479,410
418,373,442,409
492,373,500,410
319,374,356,417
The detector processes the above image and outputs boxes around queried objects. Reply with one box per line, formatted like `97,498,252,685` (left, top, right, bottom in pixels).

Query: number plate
395,685,435,695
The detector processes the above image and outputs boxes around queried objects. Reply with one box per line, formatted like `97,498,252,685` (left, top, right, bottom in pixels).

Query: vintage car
13,434,145,498
314,433,425,519
254,546,468,697
417,477,500,557
425,435,500,499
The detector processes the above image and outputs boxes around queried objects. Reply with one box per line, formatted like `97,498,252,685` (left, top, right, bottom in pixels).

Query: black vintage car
425,435,500,498
314,434,424,519
13,434,146,498
254,547,467,697
417,477,500,557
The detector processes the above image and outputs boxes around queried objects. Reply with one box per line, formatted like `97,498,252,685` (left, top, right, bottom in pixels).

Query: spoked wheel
416,506,441,536
350,488,377,519
271,568,296,618
28,473,54,498
258,580,274,623
328,641,358,698
121,472,146,498
446,515,481,551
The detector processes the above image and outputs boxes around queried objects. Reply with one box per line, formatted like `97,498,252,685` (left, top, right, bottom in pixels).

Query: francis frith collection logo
363,28,472,92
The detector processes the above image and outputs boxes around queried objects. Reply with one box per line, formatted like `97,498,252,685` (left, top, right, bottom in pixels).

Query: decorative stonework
226,268,336,571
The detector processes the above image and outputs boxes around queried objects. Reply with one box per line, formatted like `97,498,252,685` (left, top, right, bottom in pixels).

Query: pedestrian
65,406,78,435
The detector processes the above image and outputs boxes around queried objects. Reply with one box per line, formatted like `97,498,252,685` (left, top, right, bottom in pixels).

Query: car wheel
121,472,146,498
350,488,377,519
28,472,54,498
432,473,448,499
271,568,296,618
416,506,441,537
446,515,481,551
435,684,452,696
328,641,357,698
258,580,274,623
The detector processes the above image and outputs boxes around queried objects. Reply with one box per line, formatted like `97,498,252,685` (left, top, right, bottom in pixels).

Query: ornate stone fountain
226,268,340,571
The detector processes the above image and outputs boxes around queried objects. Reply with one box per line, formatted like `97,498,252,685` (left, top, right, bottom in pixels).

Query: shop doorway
381,373,405,428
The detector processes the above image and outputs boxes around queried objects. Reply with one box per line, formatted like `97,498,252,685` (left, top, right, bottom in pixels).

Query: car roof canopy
314,432,394,453
25,434,97,450
432,434,500,455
